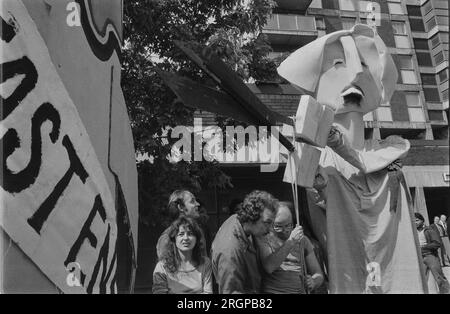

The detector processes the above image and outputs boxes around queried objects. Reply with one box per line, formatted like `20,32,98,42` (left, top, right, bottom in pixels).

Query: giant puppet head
278,24,398,115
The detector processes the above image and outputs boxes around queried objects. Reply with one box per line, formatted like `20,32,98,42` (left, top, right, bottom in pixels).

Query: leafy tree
122,0,278,228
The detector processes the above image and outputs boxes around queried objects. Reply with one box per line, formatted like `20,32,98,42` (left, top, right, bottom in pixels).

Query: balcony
273,0,313,14
262,14,317,47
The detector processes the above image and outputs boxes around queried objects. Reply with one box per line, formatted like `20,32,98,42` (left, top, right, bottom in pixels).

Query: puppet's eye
333,59,344,66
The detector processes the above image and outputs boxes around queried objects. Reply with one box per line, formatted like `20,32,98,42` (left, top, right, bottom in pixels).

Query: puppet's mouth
341,86,364,104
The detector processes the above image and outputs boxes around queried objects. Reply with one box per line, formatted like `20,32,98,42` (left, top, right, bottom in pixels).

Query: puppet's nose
340,36,364,75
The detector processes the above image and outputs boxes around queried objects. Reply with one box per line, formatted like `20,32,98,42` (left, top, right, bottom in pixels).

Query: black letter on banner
27,135,88,234
1,102,60,193
1,56,38,119
1,16,16,43
65,195,113,291
87,228,117,294
65,195,106,268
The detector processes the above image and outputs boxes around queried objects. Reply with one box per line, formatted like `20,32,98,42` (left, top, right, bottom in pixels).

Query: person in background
156,190,207,259
440,215,448,233
211,190,278,294
152,216,213,294
439,214,450,266
415,213,449,294
227,198,243,216
256,201,324,294
431,216,447,267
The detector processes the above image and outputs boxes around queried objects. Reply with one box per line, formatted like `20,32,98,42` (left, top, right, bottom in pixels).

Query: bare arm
305,250,324,291
257,226,304,274
327,126,409,174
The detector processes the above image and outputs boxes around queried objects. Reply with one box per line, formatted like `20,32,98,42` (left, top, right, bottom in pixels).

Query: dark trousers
423,254,450,294
440,237,450,265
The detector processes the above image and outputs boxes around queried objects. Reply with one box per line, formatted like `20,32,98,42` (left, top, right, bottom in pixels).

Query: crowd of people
415,213,450,294
152,189,325,294
150,188,449,294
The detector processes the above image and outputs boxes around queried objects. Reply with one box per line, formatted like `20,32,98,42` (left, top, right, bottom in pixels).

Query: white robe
307,135,427,293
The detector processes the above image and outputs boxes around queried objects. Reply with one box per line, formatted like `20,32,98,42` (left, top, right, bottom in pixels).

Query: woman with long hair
152,216,213,294
156,190,208,259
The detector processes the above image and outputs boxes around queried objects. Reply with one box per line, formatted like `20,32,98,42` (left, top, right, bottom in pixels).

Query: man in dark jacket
415,213,450,294
211,190,278,294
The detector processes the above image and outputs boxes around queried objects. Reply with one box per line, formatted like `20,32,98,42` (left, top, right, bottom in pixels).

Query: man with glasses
211,190,278,293
256,202,324,294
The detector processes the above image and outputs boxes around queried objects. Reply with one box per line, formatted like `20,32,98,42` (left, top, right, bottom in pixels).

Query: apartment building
254,0,449,222
194,0,449,229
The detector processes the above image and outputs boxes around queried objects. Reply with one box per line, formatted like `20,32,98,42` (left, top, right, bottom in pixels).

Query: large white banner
1,0,117,293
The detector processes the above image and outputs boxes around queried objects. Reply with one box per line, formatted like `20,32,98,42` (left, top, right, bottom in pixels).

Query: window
341,17,356,30
423,87,441,102
413,38,428,50
265,15,278,29
309,0,322,9
406,5,422,16
392,21,410,48
376,107,393,121
430,35,441,48
398,55,413,69
420,74,437,85
405,92,422,107
416,52,433,67
438,70,448,83
426,16,437,30
422,1,433,15
395,36,410,49
428,110,444,121
315,17,325,29
392,22,406,34
279,15,297,31
409,18,425,32
434,51,444,65
339,0,372,11
388,2,404,14
401,71,418,84
397,56,417,84
443,89,448,101
408,108,426,122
